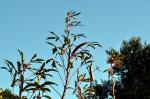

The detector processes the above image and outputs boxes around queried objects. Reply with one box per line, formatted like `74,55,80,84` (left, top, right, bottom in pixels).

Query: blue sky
0,0,150,98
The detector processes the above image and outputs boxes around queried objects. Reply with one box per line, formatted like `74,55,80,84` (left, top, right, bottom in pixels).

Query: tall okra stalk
46,11,101,99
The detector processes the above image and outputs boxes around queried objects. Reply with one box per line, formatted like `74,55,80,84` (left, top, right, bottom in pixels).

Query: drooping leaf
5,59,17,72
30,54,37,61
46,42,56,48
11,71,17,87
72,34,86,41
45,69,57,72
0,67,9,71
41,81,57,87
23,82,39,91
70,42,89,59
31,58,44,63
45,59,53,64
43,95,52,99
91,42,102,47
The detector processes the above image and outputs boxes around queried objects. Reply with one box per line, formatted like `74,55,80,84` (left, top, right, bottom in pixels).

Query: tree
94,37,150,99
116,37,150,99
94,48,124,99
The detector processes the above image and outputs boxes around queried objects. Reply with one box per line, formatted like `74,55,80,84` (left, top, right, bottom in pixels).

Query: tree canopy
94,37,150,99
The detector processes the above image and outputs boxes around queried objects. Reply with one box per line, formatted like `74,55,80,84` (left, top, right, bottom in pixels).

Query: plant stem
111,64,116,99
19,86,22,99
61,67,70,99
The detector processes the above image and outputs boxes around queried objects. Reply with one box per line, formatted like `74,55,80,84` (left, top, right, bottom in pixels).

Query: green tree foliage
116,37,150,99
94,37,150,99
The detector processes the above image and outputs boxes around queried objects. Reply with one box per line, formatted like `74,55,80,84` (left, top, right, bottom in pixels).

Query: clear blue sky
0,0,150,98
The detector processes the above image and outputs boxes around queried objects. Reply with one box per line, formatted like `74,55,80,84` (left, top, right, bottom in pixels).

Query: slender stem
61,47,71,99
55,66,65,86
29,91,35,99
50,85,62,98
61,67,71,99
18,84,22,99
68,64,83,83
111,64,116,99
58,53,67,77
112,76,116,99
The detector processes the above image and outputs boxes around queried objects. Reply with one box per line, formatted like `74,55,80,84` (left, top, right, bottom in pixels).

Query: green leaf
43,95,52,99
41,87,51,92
71,42,90,59
52,61,56,67
46,37,56,40
20,74,24,83
20,74,24,91
17,61,21,74
45,69,57,72
41,81,57,87
73,12,81,17
23,82,39,91
32,58,44,63
80,78,91,82
84,60,93,65
39,62,46,71
46,59,53,64
92,42,102,47
11,71,17,87
103,69,108,73
30,54,37,61
5,59,17,72
52,47,57,54
46,42,56,48
17,49,24,63
87,44,95,49
78,73,86,81
0,67,9,71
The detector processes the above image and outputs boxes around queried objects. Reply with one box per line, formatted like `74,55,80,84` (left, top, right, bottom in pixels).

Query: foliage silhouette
46,10,101,99
94,37,150,99
1,50,56,99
